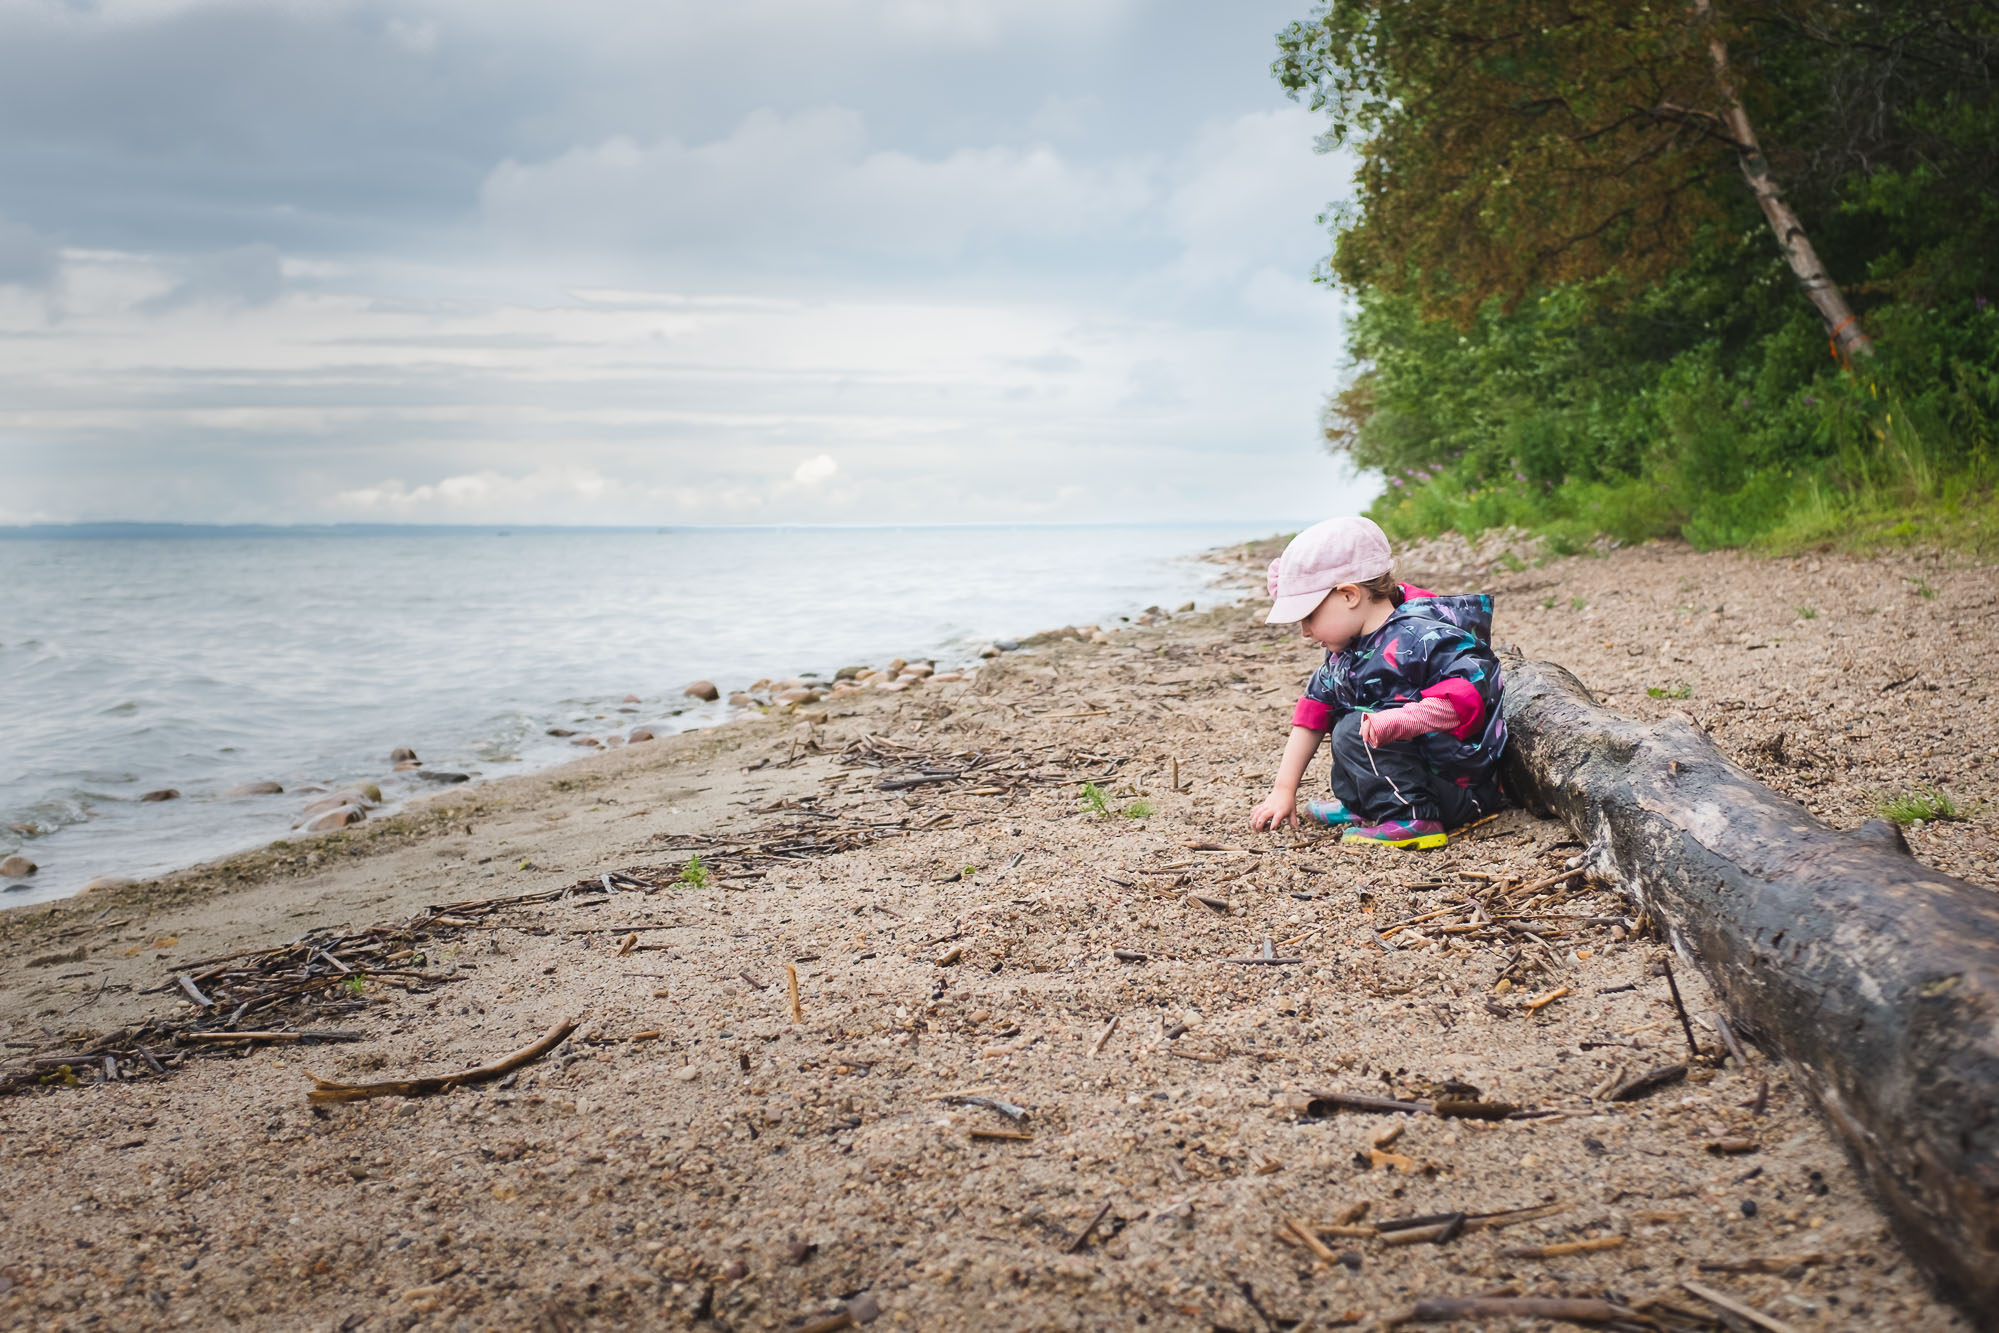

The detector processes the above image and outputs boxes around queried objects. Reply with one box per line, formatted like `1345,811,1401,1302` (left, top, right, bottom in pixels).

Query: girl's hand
1249,787,1299,831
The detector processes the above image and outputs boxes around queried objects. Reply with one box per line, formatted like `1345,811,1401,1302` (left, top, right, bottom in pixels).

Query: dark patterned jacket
1289,592,1507,786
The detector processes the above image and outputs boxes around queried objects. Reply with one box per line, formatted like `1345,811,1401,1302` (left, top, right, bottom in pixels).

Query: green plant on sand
1647,684,1693,700
1880,786,1965,825
1080,782,1152,819
679,854,711,888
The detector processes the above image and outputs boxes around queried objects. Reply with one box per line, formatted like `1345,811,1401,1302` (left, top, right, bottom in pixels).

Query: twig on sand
1659,958,1703,1059
1385,1296,1653,1327
305,1015,581,1103
1064,1199,1114,1253
1681,1279,1803,1333
785,964,803,1023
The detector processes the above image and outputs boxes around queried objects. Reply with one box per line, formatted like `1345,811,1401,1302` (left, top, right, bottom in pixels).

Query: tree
1275,0,1873,357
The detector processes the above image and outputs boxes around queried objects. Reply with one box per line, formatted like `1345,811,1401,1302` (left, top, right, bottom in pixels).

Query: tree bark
1502,658,1998,1324
1694,0,1874,358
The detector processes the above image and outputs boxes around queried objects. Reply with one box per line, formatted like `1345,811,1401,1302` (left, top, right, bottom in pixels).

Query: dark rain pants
1325,710,1504,828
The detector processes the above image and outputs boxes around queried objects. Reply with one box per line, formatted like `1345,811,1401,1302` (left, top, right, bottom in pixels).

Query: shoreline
0,538,1244,911
1,537,1993,1331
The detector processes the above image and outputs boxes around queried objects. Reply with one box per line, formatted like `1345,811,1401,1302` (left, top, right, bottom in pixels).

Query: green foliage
343,973,367,997
1647,684,1693,700
1796,606,1818,619
1079,782,1151,819
1287,0,1999,553
1880,786,1965,824
679,854,711,889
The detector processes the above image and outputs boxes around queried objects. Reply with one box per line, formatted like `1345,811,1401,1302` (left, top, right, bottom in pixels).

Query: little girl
1248,516,1506,849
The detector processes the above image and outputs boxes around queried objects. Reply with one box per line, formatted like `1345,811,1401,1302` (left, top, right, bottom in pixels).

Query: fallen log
1502,658,1999,1325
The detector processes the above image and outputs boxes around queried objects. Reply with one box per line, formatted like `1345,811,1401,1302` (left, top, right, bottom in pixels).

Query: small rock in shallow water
628,728,655,743
996,638,1021,651
297,805,364,832
683,680,720,702
621,693,641,703
84,875,135,892
1178,601,1196,613
775,688,822,705
546,727,576,737
1,855,37,878
572,736,601,747
834,665,868,680
226,781,284,797
389,747,417,763
418,771,470,784
139,788,179,803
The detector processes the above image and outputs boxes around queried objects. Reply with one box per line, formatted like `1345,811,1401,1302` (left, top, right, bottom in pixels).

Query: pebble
1,855,37,878
887,658,907,675
775,688,822,705
901,663,935,678
996,639,1020,652
297,805,365,832
139,788,180,803
932,672,965,683
834,665,869,680
979,644,1003,658
84,875,136,892
799,710,829,726
1177,601,1195,613
418,771,470,784
628,728,655,743
878,678,914,692
572,737,602,747
726,693,756,707
226,781,284,797
546,727,576,737
389,747,418,763
621,693,641,703
683,680,720,702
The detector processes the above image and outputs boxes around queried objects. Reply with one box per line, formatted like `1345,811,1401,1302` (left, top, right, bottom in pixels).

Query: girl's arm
1249,725,1325,830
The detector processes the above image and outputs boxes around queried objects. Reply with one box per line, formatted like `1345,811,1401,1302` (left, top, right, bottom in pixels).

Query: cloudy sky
0,0,1371,526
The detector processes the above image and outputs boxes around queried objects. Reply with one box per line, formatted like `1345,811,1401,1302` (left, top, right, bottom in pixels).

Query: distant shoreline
0,518,1315,540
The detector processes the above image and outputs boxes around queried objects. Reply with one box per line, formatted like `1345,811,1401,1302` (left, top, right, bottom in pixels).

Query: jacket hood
1393,592,1493,645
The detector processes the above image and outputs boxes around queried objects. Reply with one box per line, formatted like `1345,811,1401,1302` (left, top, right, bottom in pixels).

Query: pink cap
1264,516,1394,624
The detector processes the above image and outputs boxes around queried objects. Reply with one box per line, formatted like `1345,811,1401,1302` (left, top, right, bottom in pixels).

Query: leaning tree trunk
1502,658,1998,1323
1694,0,1874,359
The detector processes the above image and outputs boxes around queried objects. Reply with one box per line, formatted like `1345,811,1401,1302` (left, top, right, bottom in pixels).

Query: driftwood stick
1680,1279,1803,1333
304,1015,581,1103
1386,1296,1652,1327
1503,657,1999,1320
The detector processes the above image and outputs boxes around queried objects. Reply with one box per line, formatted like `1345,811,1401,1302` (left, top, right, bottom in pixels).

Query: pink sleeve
1291,696,1333,731
1401,583,1436,600
1420,678,1484,739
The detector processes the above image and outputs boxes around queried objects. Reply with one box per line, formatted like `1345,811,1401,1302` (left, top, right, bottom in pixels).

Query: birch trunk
1696,0,1874,358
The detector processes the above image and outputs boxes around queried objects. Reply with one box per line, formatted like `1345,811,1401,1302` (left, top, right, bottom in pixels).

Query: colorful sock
1299,798,1355,828
1341,818,1447,850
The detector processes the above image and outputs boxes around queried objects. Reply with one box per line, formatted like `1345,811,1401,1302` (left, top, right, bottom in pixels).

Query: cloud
331,467,615,516
792,453,838,486
0,217,60,291
480,106,1157,266
138,243,283,313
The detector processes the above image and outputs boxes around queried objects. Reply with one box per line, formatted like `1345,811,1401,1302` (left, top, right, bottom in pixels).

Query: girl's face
1300,584,1374,652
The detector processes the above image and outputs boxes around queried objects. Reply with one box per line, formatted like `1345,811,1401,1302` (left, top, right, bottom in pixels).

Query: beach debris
1497,1234,1626,1259
1608,1063,1688,1101
785,963,803,1022
1091,1014,1120,1053
942,1093,1028,1121
1063,1199,1114,1253
1384,1296,1650,1326
1680,1279,1803,1333
683,680,720,701
305,1014,581,1103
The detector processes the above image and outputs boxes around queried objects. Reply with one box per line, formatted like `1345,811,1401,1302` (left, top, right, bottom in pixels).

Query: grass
1080,782,1153,819
679,854,711,888
1796,606,1818,619
342,973,367,997
1570,596,1588,611
1647,684,1692,700
1907,577,1937,600
1880,786,1966,825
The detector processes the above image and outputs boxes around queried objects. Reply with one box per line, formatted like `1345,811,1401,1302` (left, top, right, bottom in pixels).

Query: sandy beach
3,537,1995,1332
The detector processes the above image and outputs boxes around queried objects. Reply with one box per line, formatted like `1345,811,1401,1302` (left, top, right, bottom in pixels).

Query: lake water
0,522,1284,905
